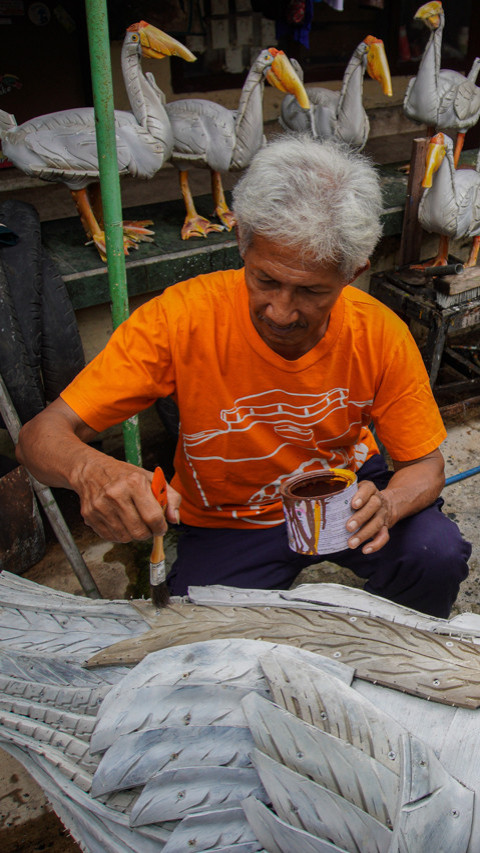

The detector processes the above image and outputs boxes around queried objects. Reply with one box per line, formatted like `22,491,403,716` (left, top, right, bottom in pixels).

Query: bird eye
131,33,139,42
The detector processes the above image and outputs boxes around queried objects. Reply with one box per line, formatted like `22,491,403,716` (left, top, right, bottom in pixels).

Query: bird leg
466,236,480,268
71,186,154,262
453,132,466,168
179,170,224,240
411,235,450,270
211,170,236,231
88,183,155,250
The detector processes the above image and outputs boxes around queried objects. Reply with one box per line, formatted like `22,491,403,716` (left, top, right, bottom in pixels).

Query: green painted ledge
41,151,478,311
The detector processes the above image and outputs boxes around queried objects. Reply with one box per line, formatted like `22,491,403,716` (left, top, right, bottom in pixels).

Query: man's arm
16,398,181,542
346,448,445,554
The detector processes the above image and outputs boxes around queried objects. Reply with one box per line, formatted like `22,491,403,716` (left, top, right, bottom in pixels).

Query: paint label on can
280,467,358,555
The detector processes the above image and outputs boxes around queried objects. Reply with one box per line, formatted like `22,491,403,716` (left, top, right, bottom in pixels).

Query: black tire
0,200,85,425
0,260,46,425
40,248,85,401
0,201,43,382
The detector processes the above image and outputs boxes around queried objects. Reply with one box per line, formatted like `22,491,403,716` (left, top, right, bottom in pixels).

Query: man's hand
346,480,392,554
71,456,182,543
16,397,182,543
345,448,445,555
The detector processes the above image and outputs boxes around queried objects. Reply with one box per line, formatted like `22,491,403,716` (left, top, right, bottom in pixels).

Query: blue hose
445,466,480,486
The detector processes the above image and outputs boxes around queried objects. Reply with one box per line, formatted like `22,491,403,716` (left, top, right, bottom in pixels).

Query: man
17,135,471,617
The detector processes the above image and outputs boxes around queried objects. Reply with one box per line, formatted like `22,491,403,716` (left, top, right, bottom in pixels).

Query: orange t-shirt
61,268,446,528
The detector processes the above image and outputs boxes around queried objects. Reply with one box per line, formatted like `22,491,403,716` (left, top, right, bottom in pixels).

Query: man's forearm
382,451,445,528
16,399,101,490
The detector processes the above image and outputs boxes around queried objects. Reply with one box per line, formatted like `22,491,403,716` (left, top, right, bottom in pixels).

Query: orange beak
414,2,443,30
128,21,196,62
364,37,393,97
265,48,310,110
422,133,446,188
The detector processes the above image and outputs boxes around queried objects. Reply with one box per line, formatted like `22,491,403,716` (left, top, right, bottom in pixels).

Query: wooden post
398,138,430,268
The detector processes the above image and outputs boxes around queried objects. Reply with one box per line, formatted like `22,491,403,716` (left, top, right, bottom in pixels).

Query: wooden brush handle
151,534,165,563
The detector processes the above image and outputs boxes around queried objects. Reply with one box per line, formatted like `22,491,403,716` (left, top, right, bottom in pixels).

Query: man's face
244,234,353,360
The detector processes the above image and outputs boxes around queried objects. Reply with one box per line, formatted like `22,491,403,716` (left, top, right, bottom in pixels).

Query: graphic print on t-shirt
182,388,372,516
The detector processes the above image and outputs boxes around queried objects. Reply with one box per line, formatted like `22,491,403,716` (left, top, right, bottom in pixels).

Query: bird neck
121,39,171,141
336,43,367,118
231,61,266,169
429,143,455,201
417,18,443,96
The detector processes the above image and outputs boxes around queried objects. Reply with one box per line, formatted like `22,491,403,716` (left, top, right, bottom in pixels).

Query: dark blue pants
168,455,471,617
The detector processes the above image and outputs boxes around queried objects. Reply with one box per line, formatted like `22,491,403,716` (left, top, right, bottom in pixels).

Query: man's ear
348,259,371,284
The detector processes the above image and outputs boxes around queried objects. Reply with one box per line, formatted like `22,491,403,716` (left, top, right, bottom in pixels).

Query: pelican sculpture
165,48,310,239
3,571,480,852
419,132,480,266
279,36,393,150
404,1,480,166
0,22,196,261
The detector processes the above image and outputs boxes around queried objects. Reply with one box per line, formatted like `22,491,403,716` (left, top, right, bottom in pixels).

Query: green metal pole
84,0,142,467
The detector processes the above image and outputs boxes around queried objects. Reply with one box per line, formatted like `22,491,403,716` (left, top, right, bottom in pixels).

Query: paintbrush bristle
151,581,170,609
436,286,480,309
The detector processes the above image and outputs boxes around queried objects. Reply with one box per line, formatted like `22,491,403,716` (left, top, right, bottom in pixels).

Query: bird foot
90,232,136,262
181,216,225,240
214,207,236,232
123,220,155,243
410,255,449,270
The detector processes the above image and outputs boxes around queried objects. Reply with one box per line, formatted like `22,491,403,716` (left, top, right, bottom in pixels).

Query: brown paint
290,474,347,498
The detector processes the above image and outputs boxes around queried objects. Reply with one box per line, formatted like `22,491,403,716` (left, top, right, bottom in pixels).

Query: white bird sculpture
404,1,480,167
280,36,393,150
0,22,196,261
419,132,480,267
3,571,480,852
165,48,310,239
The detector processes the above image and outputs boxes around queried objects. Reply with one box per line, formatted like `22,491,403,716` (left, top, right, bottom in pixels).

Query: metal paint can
280,468,358,555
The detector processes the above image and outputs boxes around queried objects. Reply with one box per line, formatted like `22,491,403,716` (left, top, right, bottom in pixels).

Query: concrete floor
1,147,480,850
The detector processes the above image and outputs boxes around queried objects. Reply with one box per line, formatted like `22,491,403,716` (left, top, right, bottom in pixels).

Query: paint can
280,468,358,555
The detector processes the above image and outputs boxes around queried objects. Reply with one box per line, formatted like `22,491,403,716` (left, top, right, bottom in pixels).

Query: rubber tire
40,248,85,401
0,200,85,426
0,259,46,425
0,201,43,388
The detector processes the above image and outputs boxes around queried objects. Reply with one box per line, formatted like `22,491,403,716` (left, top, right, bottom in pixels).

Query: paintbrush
150,466,170,609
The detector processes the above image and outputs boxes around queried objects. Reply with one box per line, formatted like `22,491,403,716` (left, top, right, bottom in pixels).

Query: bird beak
130,22,196,62
266,49,310,110
365,38,392,97
422,133,446,188
414,1,442,29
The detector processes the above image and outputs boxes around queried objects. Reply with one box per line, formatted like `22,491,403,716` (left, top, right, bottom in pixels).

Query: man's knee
364,510,471,617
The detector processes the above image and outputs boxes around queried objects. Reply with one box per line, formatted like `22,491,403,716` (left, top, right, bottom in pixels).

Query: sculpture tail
0,110,16,140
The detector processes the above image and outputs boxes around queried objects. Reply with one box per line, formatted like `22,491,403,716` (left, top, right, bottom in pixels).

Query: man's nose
265,290,299,325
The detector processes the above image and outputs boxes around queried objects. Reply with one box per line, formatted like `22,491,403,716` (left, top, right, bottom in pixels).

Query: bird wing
2,572,480,851
454,170,480,237
1,108,170,187
453,78,480,123
281,88,338,138
436,72,480,129
166,99,236,171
